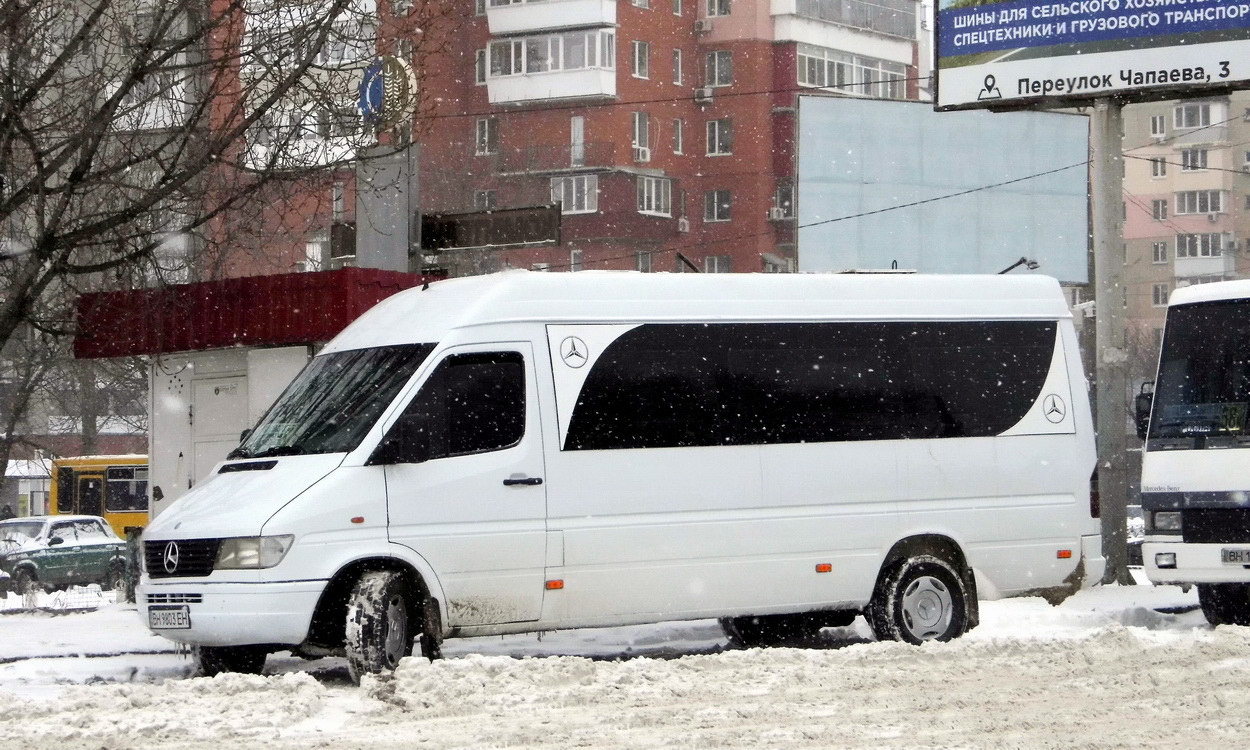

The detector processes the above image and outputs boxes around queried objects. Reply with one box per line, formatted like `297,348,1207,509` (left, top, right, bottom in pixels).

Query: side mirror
239,428,252,443
1135,381,1155,440
48,536,64,546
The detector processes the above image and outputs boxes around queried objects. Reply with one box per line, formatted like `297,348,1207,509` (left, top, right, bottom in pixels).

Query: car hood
143,454,345,541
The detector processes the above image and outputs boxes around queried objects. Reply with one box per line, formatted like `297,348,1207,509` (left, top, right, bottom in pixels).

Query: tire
1198,583,1250,626
13,568,36,595
345,570,414,683
720,613,823,648
867,554,970,645
195,645,267,676
103,563,127,592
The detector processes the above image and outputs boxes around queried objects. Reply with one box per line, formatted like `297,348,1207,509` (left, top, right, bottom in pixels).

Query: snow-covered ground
1,582,1244,749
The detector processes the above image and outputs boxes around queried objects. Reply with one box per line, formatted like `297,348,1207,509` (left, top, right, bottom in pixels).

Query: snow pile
0,672,325,745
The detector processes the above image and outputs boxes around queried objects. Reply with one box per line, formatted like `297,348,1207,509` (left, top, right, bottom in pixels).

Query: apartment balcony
1176,252,1236,279
1169,126,1228,147
499,141,615,173
487,0,616,35
772,0,916,40
487,68,616,104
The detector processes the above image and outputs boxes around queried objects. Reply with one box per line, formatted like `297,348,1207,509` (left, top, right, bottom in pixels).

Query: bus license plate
1222,549,1250,565
148,605,191,629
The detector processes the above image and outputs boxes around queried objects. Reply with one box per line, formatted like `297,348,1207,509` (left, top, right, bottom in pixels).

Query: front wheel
345,570,414,684
195,645,267,676
867,554,970,644
1198,583,1250,626
13,568,36,595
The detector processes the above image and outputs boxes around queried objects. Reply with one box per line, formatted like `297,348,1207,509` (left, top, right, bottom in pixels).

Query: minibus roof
322,271,1072,354
1169,278,1250,308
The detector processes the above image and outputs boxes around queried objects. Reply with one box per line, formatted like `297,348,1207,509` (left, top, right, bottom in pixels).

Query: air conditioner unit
768,207,787,221
1227,239,1239,251
1207,213,1219,223
695,18,713,33
1242,164,1250,172
633,145,651,162
694,87,714,103
677,217,690,233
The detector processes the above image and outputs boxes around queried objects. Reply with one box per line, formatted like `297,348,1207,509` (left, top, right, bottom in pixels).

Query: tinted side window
57,467,74,513
564,322,1055,450
383,351,526,463
106,467,149,512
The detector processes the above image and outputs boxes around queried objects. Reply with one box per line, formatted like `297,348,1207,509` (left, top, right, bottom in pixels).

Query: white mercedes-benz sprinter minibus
1139,280,1250,624
139,271,1102,680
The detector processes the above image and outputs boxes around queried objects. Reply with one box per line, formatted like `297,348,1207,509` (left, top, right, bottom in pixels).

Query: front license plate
1222,549,1250,565
148,605,191,629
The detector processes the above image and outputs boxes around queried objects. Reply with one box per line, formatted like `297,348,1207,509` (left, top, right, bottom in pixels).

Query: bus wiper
245,445,308,458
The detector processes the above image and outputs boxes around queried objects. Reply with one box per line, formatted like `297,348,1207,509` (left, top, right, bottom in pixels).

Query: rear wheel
345,570,413,683
195,645,267,676
103,563,127,592
1198,583,1250,626
867,554,970,644
13,568,36,595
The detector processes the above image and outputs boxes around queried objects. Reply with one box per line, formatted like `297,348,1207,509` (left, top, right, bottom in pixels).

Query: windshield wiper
239,445,309,459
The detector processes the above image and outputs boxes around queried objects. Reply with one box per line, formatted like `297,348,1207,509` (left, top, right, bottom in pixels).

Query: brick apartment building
215,0,925,278
1122,91,1250,384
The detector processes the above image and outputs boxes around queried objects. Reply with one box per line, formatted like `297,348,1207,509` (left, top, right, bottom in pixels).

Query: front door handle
503,476,543,486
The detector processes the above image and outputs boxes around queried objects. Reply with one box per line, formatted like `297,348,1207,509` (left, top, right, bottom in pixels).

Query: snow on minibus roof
1169,279,1250,308
322,270,1071,355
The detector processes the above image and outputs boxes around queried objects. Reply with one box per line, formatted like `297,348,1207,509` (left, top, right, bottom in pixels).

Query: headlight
214,535,294,570
1151,511,1183,533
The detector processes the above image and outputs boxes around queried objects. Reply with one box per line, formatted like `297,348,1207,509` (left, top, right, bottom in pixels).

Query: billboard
935,0,1250,110
797,96,1089,283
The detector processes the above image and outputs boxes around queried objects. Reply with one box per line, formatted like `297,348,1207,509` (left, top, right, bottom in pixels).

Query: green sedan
0,515,128,594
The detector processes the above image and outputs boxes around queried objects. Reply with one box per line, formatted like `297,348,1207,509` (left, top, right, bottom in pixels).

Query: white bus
138,271,1102,680
1139,280,1250,624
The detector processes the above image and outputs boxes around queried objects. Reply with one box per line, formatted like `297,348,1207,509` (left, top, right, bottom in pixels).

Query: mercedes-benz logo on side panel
163,541,180,574
560,336,588,368
1043,394,1067,424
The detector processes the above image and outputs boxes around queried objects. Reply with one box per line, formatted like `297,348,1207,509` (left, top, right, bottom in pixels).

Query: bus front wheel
1198,584,1250,626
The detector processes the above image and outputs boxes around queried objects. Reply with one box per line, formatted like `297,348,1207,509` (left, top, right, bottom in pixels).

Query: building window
1245,194,1250,210
1176,233,1223,258
674,0,682,14
796,43,906,99
632,40,650,78
570,248,584,271
637,251,653,272
1150,157,1166,177
1152,241,1167,264
1174,102,1211,129
795,0,914,38
705,50,732,87
706,118,732,155
489,30,616,77
570,115,585,166
632,0,650,7
775,182,794,218
303,234,328,272
632,111,651,160
673,48,683,85
673,118,684,154
1175,190,1222,214
637,176,672,216
1152,283,1170,307
551,175,598,214
1181,148,1208,171
707,0,730,16
475,49,486,85
475,117,498,154
704,255,731,272
1150,114,1165,136
476,0,486,14
1151,199,1168,220
474,190,496,210
704,189,731,222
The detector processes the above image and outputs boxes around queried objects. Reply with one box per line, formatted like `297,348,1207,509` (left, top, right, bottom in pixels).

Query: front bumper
137,579,327,647
1143,539,1250,584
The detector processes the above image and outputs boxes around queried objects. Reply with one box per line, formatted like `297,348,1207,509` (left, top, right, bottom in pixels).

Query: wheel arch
304,553,445,651
878,533,979,629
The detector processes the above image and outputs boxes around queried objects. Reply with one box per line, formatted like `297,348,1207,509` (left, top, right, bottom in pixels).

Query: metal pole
1091,98,1131,585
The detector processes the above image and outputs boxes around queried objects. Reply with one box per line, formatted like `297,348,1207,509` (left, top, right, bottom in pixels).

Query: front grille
145,593,203,604
144,539,221,578
1183,509,1250,544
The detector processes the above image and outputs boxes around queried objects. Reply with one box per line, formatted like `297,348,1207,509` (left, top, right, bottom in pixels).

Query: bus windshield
1151,299,1250,443
230,343,435,459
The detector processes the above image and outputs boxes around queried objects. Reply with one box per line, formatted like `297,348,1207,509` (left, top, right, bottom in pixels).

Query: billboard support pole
1091,98,1130,585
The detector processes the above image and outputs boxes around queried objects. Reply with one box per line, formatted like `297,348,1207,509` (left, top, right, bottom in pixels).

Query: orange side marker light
815,563,832,573
545,579,565,590
1057,549,1072,559
350,516,365,524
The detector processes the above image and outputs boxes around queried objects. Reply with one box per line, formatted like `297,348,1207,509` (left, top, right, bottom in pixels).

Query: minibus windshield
1151,299,1250,443
229,343,435,459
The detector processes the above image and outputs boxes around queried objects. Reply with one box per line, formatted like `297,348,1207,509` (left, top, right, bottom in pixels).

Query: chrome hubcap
901,575,953,640
384,594,408,667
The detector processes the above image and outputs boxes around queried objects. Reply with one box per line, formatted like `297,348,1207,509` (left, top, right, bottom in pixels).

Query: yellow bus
51,456,149,538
